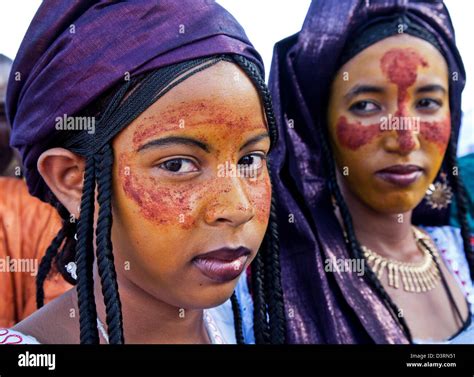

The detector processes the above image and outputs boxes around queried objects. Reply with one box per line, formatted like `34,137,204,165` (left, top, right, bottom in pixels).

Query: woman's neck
336,177,421,262
91,268,210,344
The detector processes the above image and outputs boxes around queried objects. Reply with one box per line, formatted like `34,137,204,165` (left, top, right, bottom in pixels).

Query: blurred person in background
0,53,71,328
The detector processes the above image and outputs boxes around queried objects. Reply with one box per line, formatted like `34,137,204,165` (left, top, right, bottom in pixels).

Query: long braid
230,292,245,344
264,189,286,344
36,226,66,308
36,202,76,308
76,156,100,344
251,249,270,344
94,143,124,344
445,137,474,279
318,117,413,342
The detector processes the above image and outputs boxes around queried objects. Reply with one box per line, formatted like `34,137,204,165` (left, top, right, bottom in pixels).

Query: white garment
413,226,474,344
207,270,255,344
0,328,40,344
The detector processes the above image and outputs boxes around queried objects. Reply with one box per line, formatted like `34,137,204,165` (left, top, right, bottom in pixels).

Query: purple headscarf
269,0,465,343
7,0,263,201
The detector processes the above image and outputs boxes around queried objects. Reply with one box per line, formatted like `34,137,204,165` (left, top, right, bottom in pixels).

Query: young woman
269,0,473,343
0,0,285,344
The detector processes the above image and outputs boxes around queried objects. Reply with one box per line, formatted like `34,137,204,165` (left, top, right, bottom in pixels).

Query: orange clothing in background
0,177,72,327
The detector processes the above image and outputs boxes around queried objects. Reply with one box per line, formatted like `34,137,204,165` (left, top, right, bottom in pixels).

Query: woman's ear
37,148,86,218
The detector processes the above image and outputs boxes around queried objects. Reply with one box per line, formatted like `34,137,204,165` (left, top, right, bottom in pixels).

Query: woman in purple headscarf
1,0,285,344
269,0,473,343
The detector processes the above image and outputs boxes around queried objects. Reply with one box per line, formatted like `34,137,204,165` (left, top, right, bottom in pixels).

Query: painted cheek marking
119,153,270,229
380,48,428,153
248,177,271,224
420,117,451,153
119,154,198,229
336,116,381,150
336,116,450,153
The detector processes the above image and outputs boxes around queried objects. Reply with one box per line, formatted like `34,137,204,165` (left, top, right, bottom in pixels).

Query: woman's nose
204,177,255,227
382,115,421,155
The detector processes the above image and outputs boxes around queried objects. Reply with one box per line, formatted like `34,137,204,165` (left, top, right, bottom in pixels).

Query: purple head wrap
269,0,465,343
6,0,263,201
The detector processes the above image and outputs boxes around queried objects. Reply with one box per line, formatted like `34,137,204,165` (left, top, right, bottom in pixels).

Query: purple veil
7,0,263,201
268,0,465,343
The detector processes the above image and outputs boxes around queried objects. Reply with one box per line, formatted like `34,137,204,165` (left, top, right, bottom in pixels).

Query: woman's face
111,62,271,309
328,34,450,213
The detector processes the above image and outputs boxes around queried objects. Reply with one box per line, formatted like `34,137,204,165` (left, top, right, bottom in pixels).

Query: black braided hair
232,54,286,344
318,116,413,342
36,202,76,308
75,156,100,344
36,54,286,344
94,143,124,344
264,193,286,344
36,227,65,308
250,246,270,344
230,292,245,344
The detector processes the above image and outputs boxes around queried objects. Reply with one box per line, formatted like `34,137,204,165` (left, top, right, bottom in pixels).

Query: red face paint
120,99,271,229
395,128,417,153
336,116,381,150
380,48,429,151
118,153,270,229
420,117,451,153
380,48,429,116
132,100,259,150
248,176,271,224
119,153,197,229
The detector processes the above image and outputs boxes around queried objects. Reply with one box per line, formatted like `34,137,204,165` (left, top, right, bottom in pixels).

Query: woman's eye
349,100,381,115
416,98,442,111
158,158,198,174
238,153,265,170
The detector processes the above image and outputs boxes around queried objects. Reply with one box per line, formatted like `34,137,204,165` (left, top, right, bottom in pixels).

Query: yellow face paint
327,34,450,213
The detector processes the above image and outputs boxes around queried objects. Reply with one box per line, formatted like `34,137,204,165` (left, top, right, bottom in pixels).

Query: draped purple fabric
269,0,465,343
6,0,263,201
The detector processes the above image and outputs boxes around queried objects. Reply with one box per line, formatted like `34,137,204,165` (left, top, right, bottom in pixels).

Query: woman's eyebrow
416,84,446,94
137,136,210,153
239,132,270,151
344,84,385,101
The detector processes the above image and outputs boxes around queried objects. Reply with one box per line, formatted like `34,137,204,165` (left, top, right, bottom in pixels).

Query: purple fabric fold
269,0,465,343
7,0,263,201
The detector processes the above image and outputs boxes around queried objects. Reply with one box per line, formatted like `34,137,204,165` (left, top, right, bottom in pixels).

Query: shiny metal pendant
425,176,453,210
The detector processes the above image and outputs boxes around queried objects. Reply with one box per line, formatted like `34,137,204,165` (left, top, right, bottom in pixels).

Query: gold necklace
362,227,441,293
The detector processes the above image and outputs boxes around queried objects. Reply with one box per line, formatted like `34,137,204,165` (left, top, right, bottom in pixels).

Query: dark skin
328,35,468,341
13,62,271,343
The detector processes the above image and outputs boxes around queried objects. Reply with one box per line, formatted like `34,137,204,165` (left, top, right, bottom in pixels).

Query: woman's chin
365,192,424,215
178,283,239,310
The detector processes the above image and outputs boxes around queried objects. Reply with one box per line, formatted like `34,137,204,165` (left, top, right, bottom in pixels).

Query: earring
65,262,77,280
425,172,453,210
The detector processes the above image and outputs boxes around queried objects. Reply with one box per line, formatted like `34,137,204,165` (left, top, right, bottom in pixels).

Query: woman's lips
192,247,251,283
375,164,423,187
